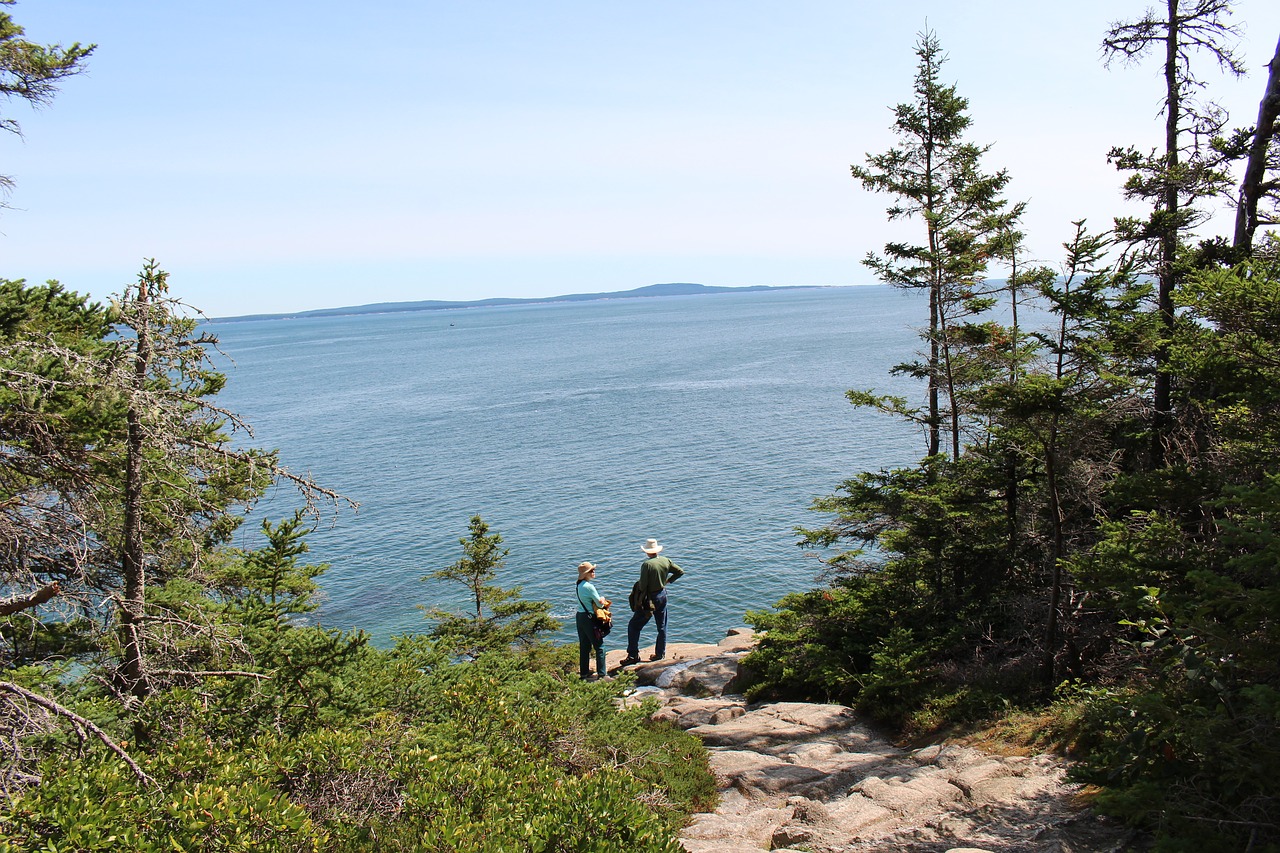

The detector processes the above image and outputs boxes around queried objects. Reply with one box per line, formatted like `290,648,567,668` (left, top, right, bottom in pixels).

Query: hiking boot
648,654,665,661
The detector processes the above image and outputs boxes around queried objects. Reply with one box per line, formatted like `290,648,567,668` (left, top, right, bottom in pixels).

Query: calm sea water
207,286,925,647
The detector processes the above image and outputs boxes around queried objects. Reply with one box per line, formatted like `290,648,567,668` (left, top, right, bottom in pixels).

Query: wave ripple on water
209,286,925,647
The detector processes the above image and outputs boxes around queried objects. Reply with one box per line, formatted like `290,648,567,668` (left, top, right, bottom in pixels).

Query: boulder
716,627,756,653
653,695,748,729
688,702,859,751
708,749,828,797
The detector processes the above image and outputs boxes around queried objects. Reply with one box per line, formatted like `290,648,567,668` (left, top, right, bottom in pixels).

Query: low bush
1,642,714,852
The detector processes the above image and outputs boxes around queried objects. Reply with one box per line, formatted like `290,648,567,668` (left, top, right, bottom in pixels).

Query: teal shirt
637,555,684,593
576,580,603,612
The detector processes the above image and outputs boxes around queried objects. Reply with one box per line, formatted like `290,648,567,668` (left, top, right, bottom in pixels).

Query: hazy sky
4,1,1279,317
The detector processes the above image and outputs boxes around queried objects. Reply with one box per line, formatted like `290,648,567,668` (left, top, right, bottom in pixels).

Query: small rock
771,824,816,848
717,628,756,653
710,705,746,725
788,796,832,825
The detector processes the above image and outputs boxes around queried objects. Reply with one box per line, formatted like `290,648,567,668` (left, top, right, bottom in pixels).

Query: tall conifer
852,30,1019,461
1102,0,1245,459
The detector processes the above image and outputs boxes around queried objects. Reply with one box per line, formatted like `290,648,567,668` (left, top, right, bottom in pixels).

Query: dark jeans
576,611,606,678
626,588,668,659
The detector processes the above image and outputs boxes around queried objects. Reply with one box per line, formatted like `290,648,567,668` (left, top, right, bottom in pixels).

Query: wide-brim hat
641,538,663,555
577,561,597,580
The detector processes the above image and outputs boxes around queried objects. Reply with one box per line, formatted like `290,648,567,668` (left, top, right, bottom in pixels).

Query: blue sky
4,1,1279,317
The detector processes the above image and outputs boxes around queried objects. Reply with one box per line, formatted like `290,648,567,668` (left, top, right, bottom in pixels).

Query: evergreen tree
1063,256,1280,843
1102,0,1245,454
851,29,1021,461
0,278,114,643
983,223,1150,682
422,515,559,659
106,262,296,700
1,264,350,773
217,512,327,629
0,0,93,203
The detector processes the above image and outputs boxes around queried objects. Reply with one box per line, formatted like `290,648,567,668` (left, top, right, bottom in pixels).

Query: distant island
209,282,830,323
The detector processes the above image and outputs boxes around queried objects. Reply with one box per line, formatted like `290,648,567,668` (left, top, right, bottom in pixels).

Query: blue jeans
576,611,606,678
626,588,668,659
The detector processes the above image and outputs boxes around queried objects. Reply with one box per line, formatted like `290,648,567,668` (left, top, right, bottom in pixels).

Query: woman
575,561,610,680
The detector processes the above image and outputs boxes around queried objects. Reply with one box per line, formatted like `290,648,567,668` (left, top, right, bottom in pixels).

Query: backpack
591,606,612,642
628,581,654,613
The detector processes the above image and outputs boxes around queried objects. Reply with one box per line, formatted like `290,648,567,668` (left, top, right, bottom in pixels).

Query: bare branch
0,682,154,787
151,669,272,681
0,581,60,617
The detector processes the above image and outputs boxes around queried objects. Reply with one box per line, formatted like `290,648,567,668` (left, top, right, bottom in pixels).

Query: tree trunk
939,308,961,462
1042,439,1066,686
1233,33,1280,253
119,275,152,700
926,208,942,460
1005,242,1022,563
1153,0,1181,463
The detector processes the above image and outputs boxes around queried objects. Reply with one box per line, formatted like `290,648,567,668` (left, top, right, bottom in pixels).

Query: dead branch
0,581,60,617
0,682,154,786
151,669,271,681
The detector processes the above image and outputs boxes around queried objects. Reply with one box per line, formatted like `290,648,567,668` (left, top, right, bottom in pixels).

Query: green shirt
637,555,684,593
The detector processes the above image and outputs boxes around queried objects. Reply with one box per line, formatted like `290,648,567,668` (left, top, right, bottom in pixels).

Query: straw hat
577,561,597,580
641,538,663,555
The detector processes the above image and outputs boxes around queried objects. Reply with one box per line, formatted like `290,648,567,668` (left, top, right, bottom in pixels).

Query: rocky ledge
605,629,1137,853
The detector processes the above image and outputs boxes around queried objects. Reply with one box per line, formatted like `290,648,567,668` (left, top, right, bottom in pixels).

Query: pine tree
1101,0,1245,456
0,1,93,203
422,515,559,659
852,30,1021,461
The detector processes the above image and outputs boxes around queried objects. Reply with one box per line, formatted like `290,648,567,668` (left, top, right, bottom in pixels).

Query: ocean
207,285,926,647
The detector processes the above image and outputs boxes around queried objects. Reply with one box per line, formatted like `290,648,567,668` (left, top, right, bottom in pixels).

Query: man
619,537,685,665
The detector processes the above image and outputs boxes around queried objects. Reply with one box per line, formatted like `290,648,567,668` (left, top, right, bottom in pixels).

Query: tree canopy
752,15,1280,849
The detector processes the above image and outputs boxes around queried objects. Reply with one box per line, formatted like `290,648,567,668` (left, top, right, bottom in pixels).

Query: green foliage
757,24,1280,845
744,574,908,703
1,642,712,851
745,572,1022,731
904,685,1012,738
851,28,1022,460
857,626,938,722
0,262,351,725
804,456,1025,607
0,279,118,614
1071,675,1280,851
422,515,560,658
3,503,710,847
0,1,93,200
0,744,321,852
216,512,327,622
